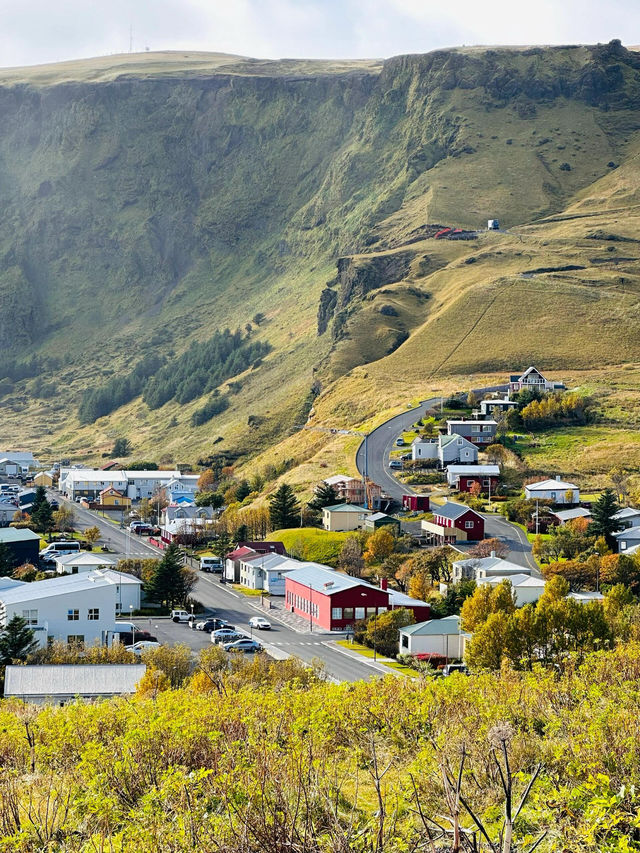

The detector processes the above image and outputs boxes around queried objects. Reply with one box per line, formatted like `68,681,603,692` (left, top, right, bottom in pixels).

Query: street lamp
129,604,136,647
361,592,376,661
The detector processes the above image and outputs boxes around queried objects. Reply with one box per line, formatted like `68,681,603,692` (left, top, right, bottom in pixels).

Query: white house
478,573,546,606
0,451,39,472
60,468,200,502
54,552,118,576
0,570,142,647
613,527,640,553
612,507,640,530
525,477,580,505
4,664,146,704
509,367,564,394
238,554,318,595
411,434,479,465
163,504,214,525
452,554,531,583
398,615,469,658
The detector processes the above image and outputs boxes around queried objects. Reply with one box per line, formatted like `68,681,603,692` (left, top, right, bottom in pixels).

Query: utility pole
535,499,539,535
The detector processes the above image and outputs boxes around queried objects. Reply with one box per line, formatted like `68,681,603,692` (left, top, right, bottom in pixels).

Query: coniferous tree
30,486,54,534
268,484,301,530
307,483,339,512
589,488,623,548
146,542,191,608
0,615,39,664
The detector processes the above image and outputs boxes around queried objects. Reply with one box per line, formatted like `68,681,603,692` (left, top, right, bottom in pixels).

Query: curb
322,640,404,678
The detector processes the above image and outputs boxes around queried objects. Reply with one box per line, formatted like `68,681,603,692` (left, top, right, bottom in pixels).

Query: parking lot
126,617,219,652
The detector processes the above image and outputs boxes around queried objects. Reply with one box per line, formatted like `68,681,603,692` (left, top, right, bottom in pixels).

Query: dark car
196,618,232,633
223,638,262,653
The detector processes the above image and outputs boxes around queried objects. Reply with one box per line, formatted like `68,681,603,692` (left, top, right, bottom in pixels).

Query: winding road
355,389,539,573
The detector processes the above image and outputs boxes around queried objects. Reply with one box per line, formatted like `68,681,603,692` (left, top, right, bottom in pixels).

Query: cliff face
1,42,640,457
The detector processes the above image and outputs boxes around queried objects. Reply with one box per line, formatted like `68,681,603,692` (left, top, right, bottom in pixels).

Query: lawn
336,640,416,677
231,585,265,597
266,527,353,566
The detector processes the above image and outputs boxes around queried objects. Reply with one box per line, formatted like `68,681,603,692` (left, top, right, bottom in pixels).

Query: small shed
399,615,469,659
4,664,146,704
402,494,430,512
363,512,401,533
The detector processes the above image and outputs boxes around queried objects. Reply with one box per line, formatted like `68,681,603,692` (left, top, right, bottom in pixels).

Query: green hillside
1,41,640,466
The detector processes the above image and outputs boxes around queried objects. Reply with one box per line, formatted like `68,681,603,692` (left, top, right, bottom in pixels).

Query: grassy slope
1,45,640,478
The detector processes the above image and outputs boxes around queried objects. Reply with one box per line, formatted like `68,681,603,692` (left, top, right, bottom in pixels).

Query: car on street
395,437,405,446
223,638,262,653
389,459,403,470
248,616,271,630
170,609,192,623
196,618,232,632
211,628,246,645
200,556,224,573
125,640,161,654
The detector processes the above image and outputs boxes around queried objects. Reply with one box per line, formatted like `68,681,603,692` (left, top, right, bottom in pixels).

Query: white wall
399,631,465,658
525,487,580,504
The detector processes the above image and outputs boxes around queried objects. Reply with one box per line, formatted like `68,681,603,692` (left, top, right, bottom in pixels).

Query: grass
266,528,352,566
335,640,416,676
231,585,265,597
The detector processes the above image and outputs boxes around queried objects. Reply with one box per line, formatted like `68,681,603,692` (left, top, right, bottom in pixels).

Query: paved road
354,385,538,571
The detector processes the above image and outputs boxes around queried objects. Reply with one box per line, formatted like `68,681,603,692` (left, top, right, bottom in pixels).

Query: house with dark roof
446,419,497,446
509,367,564,394
421,500,484,544
363,512,401,533
613,527,640,553
0,527,40,566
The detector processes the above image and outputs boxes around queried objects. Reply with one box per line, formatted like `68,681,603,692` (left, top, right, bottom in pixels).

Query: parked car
200,556,223,573
389,459,403,470
248,616,271,630
170,609,192,623
196,618,232,632
442,664,469,677
211,628,245,645
223,639,262,653
395,437,405,446
125,640,161,654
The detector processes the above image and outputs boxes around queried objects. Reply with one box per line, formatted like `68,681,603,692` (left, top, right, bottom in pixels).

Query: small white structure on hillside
478,573,546,606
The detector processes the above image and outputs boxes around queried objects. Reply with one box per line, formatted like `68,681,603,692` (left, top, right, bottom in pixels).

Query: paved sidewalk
265,597,348,637
324,641,408,678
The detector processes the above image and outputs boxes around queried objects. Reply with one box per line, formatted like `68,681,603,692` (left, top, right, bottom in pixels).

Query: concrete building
4,664,146,704
59,468,199,502
398,615,468,658
322,503,372,532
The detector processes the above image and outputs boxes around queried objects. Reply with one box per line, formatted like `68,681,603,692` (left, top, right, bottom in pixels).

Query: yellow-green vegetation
266,527,353,566
2,643,640,850
231,585,264,597
335,639,416,676
3,41,640,479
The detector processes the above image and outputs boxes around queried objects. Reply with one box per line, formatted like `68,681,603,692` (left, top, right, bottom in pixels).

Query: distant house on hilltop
509,367,564,394
525,477,579,505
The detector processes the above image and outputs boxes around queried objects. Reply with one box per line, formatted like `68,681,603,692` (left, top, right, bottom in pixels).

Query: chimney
380,577,388,591
490,550,496,558
556,475,561,481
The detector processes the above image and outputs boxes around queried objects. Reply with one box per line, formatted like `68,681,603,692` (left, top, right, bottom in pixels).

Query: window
465,521,474,530
401,635,408,648
67,609,79,621
378,607,387,613
466,480,474,488
366,607,377,618
343,607,354,620
67,635,84,646
457,438,463,446
332,607,342,620
71,567,78,574
621,542,627,551
116,602,122,613
355,607,365,620
88,608,99,621
21,609,38,626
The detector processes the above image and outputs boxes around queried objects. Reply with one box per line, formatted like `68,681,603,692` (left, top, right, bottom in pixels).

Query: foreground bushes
1,645,640,850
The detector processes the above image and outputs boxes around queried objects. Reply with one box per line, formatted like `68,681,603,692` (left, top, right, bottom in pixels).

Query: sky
0,0,638,68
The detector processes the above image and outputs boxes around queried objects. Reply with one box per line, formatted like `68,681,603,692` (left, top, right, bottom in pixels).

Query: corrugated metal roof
447,465,500,475
432,501,478,521
4,664,146,698
286,566,382,596
453,556,526,574
0,572,116,604
0,528,40,543
400,616,462,636
526,479,577,491
324,503,370,513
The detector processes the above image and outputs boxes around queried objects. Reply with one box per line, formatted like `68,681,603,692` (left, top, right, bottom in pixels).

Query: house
0,570,141,647
0,451,39,472
612,507,640,530
525,477,580,505
95,569,143,615
164,504,214,525
438,434,479,465
509,367,564,394
446,464,500,493
479,398,518,417
0,499,19,527
0,527,40,567
0,459,21,477
478,573,546,606
33,471,55,488
613,527,640,553
363,512,401,534
387,586,431,622
422,500,484,544
161,517,211,544
98,487,132,510
284,565,428,631
398,615,468,658
551,507,592,526
54,552,118,576
4,664,146,704
238,554,319,595
225,546,259,582
59,468,199,502
402,494,430,512
452,554,531,583
446,419,498,446
411,437,438,462
322,503,372,532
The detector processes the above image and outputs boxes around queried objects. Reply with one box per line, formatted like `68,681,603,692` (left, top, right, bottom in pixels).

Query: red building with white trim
430,500,484,542
285,566,429,631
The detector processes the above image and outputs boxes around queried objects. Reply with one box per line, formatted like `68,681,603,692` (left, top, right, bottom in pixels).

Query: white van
39,541,82,563
200,556,223,573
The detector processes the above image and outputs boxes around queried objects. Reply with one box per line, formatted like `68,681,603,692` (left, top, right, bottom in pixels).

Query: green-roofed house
398,615,470,658
0,527,40,567
322,503,373,532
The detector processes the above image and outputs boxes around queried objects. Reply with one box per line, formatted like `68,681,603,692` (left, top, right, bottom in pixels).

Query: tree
53,506,75,532
363,528,395,565
460,580,516,633
195,490,224,509
0,543,15,578
268,484,300,530
468,538,509,559
485,443,510,464
197,470,216,492
150,486,169,522
84,526,101,548
465,611,512,670
138,498,154,521
338,537,365,577
589,488,623,548
0,615,38,664
235,480,251,502
542,558,596,592
609,467,630,503
363,609,413,657
145,542,194,608
307,482,339,512
252,312,266,326
467,390,479,408
111,438,132,457
30,486,54,534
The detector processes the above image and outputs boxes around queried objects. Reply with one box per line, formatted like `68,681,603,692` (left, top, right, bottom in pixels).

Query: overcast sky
1,0,637,68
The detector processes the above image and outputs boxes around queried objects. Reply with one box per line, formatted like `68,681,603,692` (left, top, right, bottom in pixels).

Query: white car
248,616,271,630
125,641,160,654
170,609,192,623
